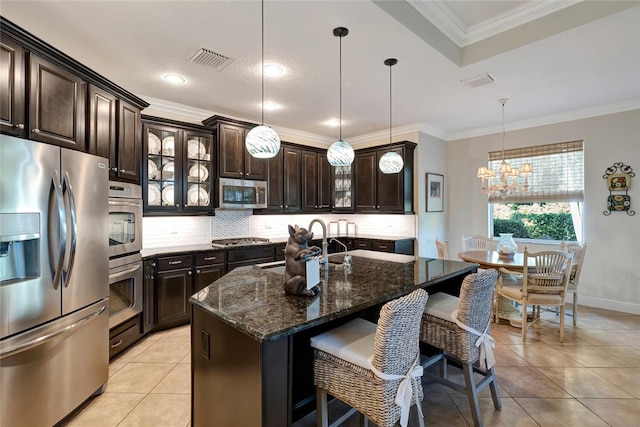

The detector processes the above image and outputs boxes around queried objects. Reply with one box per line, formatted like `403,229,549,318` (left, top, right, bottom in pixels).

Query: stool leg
463,362,482,427
488,367,502,410
317,388,328,427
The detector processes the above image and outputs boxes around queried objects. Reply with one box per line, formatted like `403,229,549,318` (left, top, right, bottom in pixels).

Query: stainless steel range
211,237,271,248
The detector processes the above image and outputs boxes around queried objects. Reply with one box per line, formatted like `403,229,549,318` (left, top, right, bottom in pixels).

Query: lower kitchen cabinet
353,237,414,255
109,314,143,360
142,258,156,335
194,251,226,293
227,246,275,272
156,254,192,329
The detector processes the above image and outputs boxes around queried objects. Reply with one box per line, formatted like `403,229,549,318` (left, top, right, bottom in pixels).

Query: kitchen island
189,251,477,426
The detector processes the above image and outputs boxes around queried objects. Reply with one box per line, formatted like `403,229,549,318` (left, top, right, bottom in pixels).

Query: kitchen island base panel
191,304,289,427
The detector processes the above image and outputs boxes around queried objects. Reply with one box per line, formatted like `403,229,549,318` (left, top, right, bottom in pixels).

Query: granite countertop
190,251,476,342
141,235,416,258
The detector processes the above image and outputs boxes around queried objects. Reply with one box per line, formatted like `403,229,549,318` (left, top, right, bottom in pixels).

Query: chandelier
477,98,533,199
378,58,404,174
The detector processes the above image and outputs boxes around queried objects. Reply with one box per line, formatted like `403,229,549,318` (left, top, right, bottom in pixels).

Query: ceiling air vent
189,48,235,71
461,72,497,88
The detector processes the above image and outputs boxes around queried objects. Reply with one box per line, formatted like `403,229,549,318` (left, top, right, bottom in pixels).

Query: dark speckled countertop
190,251,477,342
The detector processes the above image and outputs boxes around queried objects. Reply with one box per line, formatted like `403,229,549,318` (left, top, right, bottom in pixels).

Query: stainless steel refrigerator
1,135,110,426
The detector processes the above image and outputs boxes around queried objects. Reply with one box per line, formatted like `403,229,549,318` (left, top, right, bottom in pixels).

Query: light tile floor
63,305,639,426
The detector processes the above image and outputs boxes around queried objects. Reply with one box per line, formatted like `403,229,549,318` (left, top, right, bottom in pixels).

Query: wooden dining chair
496,248,573,342
435,237,449,259
461,234,492,251
559,241,587,326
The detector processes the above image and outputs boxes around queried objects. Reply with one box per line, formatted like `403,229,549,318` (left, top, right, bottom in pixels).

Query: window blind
487,140,584,203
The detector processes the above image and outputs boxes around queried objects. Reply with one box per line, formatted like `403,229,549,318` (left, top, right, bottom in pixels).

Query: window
487,141,584,242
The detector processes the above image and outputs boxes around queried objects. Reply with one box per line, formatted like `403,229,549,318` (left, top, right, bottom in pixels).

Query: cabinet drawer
227,246,274,263
353,239,372,250
157,254,192,271
109,316,142,359
372,241,394,253
195,251,226,266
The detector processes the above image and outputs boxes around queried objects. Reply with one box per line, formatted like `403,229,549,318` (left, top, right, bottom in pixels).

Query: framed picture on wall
426,173,444,212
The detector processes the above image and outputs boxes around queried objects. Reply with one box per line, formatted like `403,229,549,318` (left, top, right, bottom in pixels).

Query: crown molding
408,0,580,47
446,98,640,141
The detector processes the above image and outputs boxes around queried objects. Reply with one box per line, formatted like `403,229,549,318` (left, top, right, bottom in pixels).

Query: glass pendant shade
379,150,404,174
246,125,281,159
327,139,355,166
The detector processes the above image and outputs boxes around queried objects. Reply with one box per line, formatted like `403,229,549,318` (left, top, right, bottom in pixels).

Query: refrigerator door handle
48,169,66,290
0,305,106,359
62,171,78,287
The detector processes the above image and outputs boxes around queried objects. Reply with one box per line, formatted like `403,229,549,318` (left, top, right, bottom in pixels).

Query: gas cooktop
211,237,271,248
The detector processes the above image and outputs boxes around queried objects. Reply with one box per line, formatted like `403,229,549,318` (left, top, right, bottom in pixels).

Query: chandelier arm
261,0,265,125
339,32,342,141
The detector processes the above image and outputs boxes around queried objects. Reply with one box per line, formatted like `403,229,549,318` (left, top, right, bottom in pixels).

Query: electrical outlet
170,222,178,234
265,220,272,229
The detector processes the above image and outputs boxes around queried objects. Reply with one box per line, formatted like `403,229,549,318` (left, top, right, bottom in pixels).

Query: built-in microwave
219,178,267,209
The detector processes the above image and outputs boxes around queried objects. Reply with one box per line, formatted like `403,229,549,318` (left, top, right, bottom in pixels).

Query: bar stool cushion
424,292,459,321
310,317,377,370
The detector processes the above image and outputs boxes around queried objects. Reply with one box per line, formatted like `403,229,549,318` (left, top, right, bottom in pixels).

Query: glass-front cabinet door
183,130,213,210
146,124,179,211
332,165,353,212
143,121,214,215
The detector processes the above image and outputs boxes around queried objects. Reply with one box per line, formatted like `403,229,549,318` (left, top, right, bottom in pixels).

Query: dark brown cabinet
352,237,414,255
205,119,265,180
28,53,86,150
0,37,26,137
156,255,192,329
354,142,415,214
143,117,215,215
143,259,156,335
301,149,331,212
194,251,226,293
227,246,275,272
1,19,149,155
87,86,141,183
263,144,302,213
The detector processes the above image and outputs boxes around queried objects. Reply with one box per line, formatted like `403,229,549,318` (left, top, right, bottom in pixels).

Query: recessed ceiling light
164,74,186,84
263,101,279,111
325,119,341,127
263,64,284,77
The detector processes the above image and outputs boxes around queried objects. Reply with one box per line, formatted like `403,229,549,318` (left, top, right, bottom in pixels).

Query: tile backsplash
143,212,415,248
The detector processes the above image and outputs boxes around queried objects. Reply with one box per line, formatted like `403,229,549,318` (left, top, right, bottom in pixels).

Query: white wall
415,132,448,258
447,109,640,314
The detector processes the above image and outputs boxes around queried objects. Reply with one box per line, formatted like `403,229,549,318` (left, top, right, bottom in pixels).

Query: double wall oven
108,182,143,329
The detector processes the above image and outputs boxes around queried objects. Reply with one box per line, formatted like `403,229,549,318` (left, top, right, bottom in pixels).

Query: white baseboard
575,295,640,315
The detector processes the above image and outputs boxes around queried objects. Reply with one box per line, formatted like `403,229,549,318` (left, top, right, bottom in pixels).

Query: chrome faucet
330,238,352,269
308,218,328,271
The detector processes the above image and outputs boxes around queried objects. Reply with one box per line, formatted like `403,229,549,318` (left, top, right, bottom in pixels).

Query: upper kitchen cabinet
202,116,266,180
143,116,215,216
28,54,86,150
0,37,26,137
261,143,301,213
87,86,141,182
332,165,353,213
354,142,416,214
0,17,148,155
301,148,331,212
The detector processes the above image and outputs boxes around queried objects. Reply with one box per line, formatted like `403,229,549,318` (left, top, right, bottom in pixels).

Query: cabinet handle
197,269,201,274
111,340,123,349
111,167,118,172
204,256,216,261
188,271,192,275
14,123,25,129
168,260,182,265
379,245,388,249
175,204,179,208
377,205,380,209
33,128,40,133
120,169,126,173
372,206,375,208
152,263,156,267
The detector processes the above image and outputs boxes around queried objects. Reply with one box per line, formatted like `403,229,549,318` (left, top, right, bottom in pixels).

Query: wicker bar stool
419,269,501,427
310,288,429,427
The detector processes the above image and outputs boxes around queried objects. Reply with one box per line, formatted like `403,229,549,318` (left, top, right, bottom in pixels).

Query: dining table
458,250,534,326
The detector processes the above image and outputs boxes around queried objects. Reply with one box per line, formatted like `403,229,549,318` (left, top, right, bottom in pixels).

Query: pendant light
245,0,280,159
326,27,355,167
378,58,404,174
